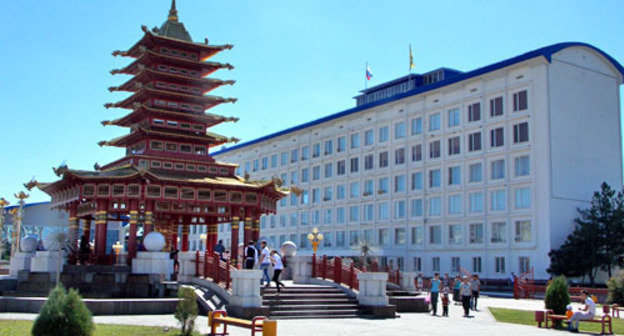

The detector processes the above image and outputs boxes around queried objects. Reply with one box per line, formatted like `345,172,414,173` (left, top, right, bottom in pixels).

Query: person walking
270,250,286,292
416,273,424,292
470,274,481,310
213,239,225,261
460,276,472,317
453,276,461,305
258,240,271,286
429,273,441,316
441,284,450,317
243,241,257,269
567,290,596,333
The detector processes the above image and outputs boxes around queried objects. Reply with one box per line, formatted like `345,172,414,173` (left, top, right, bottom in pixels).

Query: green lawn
489,307,623,334
0,320,201,336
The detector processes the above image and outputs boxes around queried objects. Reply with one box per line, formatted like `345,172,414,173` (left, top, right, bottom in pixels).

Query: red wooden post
371,259,378,272
312,254,316,278
204,250,209,278
396,269,400,285
321,255,327,279
214,253,220,283
349,262,355,289
195,250,200,277
513,275,519,299
334,257,342,284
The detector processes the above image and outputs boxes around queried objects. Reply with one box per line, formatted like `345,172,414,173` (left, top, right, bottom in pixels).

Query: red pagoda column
230,207,240,266
210,224,218,253
82,218,91,243
252,213,261,242
243,208,254,245
180,225,190,252
94,199,108,256
205,223,213,253
144,201,154,235
128,200,139,259
68,203,79,260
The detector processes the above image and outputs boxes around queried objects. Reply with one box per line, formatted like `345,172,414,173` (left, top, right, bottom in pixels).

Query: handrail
193,250,233,290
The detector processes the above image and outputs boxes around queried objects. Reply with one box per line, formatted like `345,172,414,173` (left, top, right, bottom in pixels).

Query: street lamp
307,227,323,255
112,241,123,265
11,191,29,255
200,233,207,250
0,198,9,259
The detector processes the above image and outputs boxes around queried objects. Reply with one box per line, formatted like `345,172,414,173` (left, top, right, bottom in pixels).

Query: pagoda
29,0,287,265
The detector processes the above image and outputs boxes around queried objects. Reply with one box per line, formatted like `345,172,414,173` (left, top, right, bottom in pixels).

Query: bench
208,310,276,336
611,304,624,318
542,310,613,335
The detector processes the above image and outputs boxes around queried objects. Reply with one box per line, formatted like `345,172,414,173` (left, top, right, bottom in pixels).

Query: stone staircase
261,284,359,319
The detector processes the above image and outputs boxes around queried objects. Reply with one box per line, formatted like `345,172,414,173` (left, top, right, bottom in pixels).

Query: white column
399,271,417,292
357,272,389,306
229,270,263,308
177,251,197,283
291,255,313,284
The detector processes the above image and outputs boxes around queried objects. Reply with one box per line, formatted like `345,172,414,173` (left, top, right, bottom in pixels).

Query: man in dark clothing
244,241,257,269
214,239,226,261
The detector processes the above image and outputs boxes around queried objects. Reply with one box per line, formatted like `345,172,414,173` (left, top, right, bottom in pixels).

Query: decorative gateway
26,1,289,265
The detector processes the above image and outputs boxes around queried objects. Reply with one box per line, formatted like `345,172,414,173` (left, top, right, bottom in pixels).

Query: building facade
213,43,624,279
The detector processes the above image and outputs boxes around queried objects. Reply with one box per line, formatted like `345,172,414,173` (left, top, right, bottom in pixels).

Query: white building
212,43,624,280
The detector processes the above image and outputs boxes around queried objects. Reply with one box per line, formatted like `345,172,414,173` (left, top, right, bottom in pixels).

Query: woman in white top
270,250,286,292
568,290,596,332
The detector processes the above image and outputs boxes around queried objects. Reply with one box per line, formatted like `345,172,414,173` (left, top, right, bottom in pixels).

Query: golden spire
168,0,178,22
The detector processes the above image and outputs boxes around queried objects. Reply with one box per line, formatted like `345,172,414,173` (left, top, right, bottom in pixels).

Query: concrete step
262,293,348,300
270,309,360,317
270,314,360,320
263,298,356,305
261,287,343,293
264,304,359,311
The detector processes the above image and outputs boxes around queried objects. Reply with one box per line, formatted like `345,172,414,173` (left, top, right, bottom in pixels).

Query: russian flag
366,65,373,80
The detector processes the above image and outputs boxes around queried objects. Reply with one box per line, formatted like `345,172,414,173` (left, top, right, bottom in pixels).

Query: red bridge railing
193,251,235,290
312,255,362,290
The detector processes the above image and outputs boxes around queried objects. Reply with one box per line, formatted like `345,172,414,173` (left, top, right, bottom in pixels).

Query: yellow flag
409,44,415,69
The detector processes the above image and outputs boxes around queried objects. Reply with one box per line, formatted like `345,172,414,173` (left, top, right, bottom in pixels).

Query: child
441,284,450,317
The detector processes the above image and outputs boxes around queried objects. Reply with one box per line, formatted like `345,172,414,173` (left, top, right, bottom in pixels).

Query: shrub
175,286,198,336
32,285,94,336
545,276,571,315
607,271,624,305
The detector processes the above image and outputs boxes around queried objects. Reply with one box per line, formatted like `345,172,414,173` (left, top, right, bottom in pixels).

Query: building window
411,144,422,162
490,96,503,117
515,187,531,209
312,143,321,158
429,169,441,188
468,102,481,122
324,140,333,155
349,133,360,149
411,226,424,245
364,180,373,196
513,122,529,143
490,127,504,147
515,156,530,176
395,228,406,245
448,195,462,215
364,154,374,170
394,201,406,219
448,108,460,127
429,197,441,216
395,148,405,165
411,172,423,190
429,140,441,158
337,208,346,223
495,257,506,273
378,228,388,246
491,190,506,211
429,114,441,131
472,257,482,273
378,202,389,220
448,166,461,186
336,184,346,199
364,204,374,221
432,257,440,272
350,157,359,173
394,175,406,192
349,206,359,222
337,136,346,152
337,160,346,175
469,163,482,183
350,182,360,199
411,117,423,135
448,136,460,155
410,199,423,217
491,159,505,180
451,257,461,272
515,220,531,242
379,126,389,143
364,129,374,146
468,132,482,152
429,226,441,244
301,168,309,182
513,90,528,111
469,192,483,213
336,231,345,247
379,151,389,168
469,223,484,244
378,177,389,194
324,209,333,224
519,256,531,273
322,163,332,179
395,122,406,139
414,257,422,271
491,222,507,243
323,186,333,201
291,148,299,163
312,166,321,180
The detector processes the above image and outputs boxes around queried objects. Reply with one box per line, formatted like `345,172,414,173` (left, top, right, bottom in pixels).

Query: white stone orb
144,232,166,252
280,241,297,257
43,232,65,251
21,235,38,252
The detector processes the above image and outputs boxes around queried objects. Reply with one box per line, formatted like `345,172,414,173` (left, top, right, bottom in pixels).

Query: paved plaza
0,296,603,336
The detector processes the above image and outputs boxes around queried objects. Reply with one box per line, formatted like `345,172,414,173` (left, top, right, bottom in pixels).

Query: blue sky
1,0,623,203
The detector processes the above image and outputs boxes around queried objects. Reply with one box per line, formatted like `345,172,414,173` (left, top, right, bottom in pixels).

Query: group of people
243,240,286,292
426,272,481,317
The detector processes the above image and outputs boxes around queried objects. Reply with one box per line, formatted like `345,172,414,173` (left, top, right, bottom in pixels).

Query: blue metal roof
4,201,51,211
212,42,624,157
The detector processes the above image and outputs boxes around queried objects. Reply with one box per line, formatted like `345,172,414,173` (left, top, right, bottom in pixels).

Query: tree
32,284,94,336
607,271,624,306
545,276,571,319
175,286,198,336
351,240,377,270
549,182,624,284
